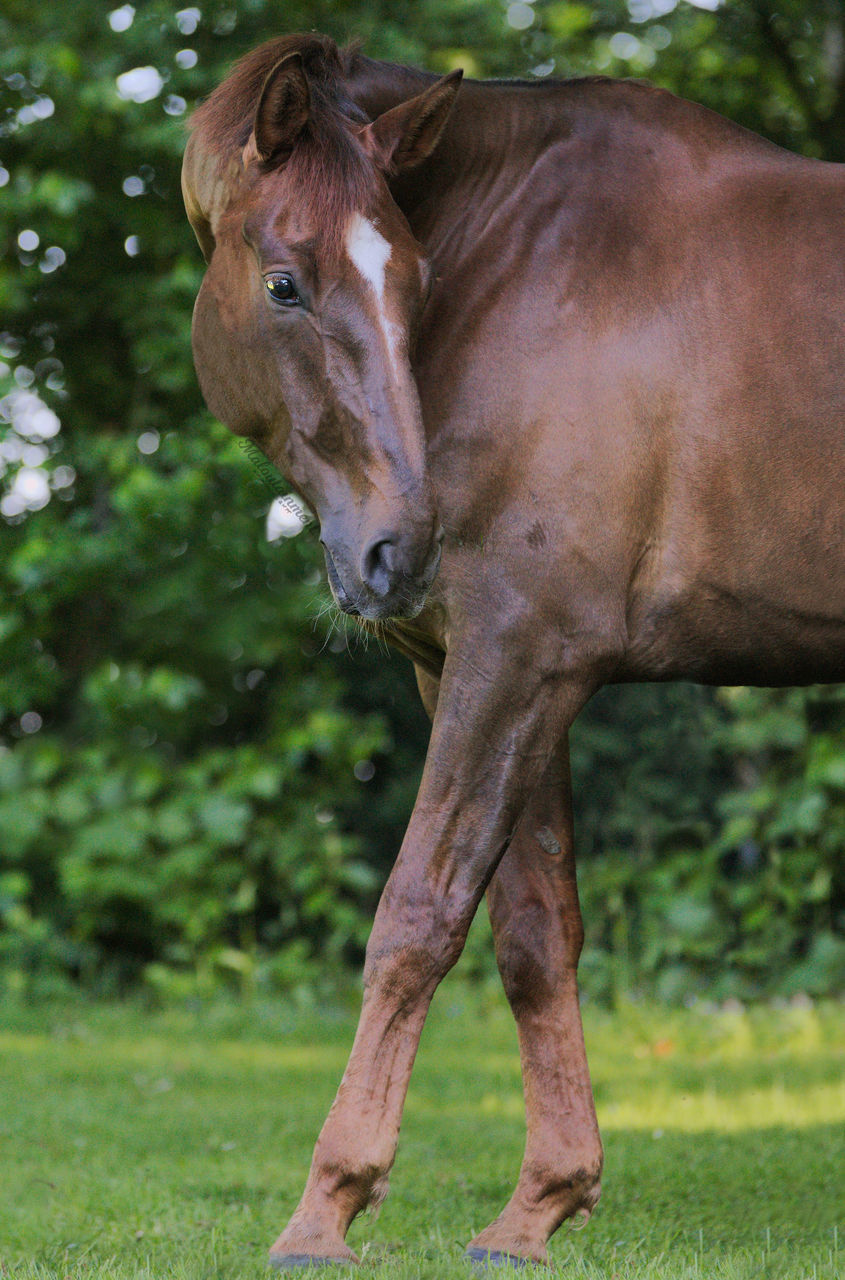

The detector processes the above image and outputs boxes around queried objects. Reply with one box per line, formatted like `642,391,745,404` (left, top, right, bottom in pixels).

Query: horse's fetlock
522,1151,603,1209
314,1152,388,1217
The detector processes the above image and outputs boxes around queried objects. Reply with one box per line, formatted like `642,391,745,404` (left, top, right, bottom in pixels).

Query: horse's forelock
190,34,348,149
189,34,377,256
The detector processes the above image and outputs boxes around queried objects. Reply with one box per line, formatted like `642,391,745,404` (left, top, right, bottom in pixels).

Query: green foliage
0,1,842,1000
574,684,845,1004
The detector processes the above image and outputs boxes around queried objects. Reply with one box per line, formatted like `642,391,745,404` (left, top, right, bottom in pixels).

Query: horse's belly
624,500,845,685
625,579,845,685
623,348,845,685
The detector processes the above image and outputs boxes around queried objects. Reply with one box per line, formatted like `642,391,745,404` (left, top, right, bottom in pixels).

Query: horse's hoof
465,1247,534,1269
269,1254,355,1270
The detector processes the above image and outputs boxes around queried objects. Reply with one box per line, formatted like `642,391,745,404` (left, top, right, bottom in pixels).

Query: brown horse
183,33,845,1269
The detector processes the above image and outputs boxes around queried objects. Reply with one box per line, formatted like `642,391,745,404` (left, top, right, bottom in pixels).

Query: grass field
1,984,843,1279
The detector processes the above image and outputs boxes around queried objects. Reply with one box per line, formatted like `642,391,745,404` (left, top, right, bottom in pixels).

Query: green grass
1,986,843,1279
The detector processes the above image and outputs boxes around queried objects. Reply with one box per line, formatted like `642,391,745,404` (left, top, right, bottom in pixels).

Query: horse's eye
265,273,301,306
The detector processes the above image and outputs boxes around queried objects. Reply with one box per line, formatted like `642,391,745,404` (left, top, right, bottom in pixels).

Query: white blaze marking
345,213,403,377
346,213,391,298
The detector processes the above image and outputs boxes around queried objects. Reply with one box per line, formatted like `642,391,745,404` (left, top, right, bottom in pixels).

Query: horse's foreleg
466,736,602,1265
268,644,588,1267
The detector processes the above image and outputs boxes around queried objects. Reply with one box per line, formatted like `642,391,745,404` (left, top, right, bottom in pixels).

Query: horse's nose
360,527,443,601
361,535,400,599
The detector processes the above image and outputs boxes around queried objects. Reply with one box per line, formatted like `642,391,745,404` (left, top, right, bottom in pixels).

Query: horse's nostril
361,530,441,603
361,536,399,597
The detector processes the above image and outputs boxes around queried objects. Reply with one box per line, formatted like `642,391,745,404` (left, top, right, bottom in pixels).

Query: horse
183,33,845,1269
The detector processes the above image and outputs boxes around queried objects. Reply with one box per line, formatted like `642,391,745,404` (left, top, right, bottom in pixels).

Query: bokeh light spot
137,430,160,455
40,246,66,274
108,5,135,32
116,67,164,104
176,8,201,35
506,2,534,30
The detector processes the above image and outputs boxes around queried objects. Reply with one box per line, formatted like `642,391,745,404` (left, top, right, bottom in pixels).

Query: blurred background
0,0,842,1008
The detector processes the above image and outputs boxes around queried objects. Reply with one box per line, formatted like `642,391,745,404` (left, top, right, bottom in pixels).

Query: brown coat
184,35,844,1267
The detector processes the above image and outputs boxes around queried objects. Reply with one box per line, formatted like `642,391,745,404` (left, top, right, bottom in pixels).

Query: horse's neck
345,61,776,268
347,56,563,262
344,54,437,120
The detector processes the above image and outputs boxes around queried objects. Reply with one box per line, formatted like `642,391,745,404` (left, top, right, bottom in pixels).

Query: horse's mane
189,34,377,255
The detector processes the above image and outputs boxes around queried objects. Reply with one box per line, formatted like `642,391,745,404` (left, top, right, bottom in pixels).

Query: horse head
183,36,461,620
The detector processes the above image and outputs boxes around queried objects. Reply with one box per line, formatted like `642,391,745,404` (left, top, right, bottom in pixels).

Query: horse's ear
250,52,311,164
182,132,217,262
363,70,463,173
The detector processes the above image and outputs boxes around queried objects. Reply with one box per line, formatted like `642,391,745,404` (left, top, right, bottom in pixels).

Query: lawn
1,984,843,1279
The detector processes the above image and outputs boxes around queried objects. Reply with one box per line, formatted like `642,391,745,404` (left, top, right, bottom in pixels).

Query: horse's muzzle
324,528,443,621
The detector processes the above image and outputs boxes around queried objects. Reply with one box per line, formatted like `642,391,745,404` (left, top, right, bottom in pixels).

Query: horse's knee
559,901,584,968
363,897,470,996
494,899,584,1012
495,911,550,1011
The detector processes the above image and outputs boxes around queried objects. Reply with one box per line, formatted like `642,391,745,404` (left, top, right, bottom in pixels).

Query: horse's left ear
362,69,463,173
249,52,311,164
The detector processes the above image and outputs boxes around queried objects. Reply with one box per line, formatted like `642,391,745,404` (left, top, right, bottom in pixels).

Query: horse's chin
334,591,428,623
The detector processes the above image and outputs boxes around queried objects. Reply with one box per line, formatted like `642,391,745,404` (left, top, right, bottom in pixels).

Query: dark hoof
269,1255,354,1270
465,1248,534,1269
